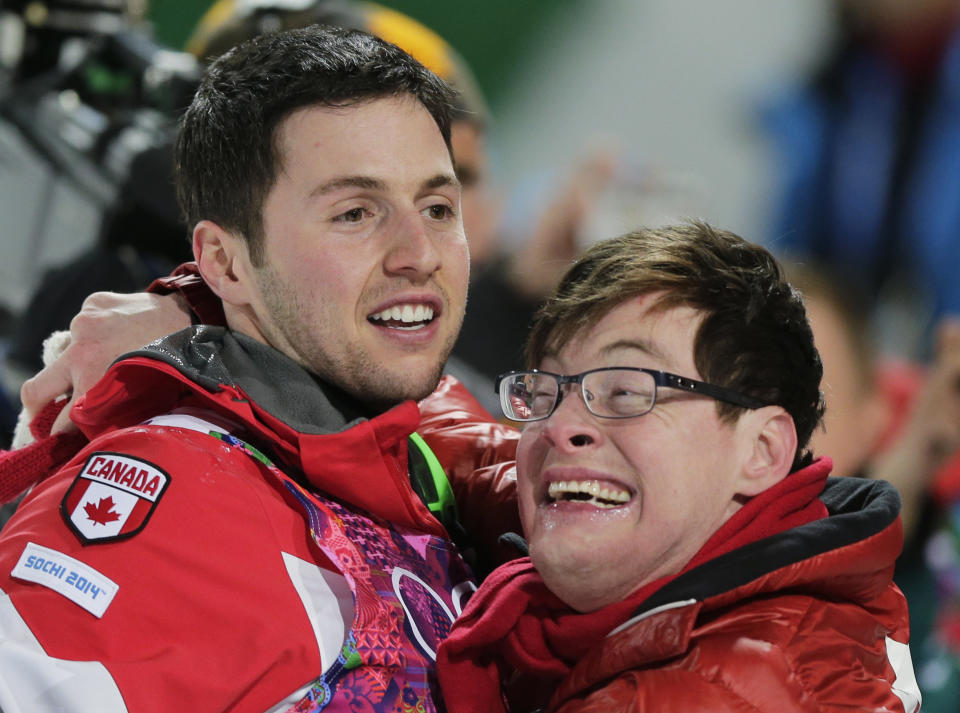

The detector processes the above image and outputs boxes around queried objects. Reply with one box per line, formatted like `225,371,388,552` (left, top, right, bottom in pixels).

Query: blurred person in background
762,0,960,361
762,2,960,703
788,261,960,712
874,320,960,713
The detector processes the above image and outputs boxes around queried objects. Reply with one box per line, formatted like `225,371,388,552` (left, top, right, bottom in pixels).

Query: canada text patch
61,452,170,544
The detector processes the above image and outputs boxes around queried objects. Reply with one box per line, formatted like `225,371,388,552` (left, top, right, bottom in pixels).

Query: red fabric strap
0,398,88,504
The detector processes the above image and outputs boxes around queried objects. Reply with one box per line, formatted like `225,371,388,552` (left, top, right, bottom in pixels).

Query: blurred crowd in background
1,0,960,708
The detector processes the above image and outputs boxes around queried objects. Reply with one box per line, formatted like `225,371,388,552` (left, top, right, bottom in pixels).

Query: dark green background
147,0,575,108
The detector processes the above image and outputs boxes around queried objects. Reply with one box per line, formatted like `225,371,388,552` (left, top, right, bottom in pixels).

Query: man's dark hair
526,221,825,471
174,24,456,265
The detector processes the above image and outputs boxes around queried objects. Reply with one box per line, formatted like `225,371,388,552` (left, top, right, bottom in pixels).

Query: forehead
548,293,705,372
274,95,452,177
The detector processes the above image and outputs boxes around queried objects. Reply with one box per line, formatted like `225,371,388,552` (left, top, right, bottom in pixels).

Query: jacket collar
638,475,901,616
73,326,443,535
132,325,372,434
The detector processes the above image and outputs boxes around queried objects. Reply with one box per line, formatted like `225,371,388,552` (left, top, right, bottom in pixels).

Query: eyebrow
422,173,461,192
308,175,386,198
542,338,669,366
598,338,669,362
308,173,460,200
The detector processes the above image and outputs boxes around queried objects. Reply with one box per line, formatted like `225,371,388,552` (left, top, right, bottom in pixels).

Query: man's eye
335,207,366,223
424,204,454,220
604,387,653,416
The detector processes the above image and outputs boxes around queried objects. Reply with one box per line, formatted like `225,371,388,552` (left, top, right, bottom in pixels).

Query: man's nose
540,386,602,451
383,211,441,281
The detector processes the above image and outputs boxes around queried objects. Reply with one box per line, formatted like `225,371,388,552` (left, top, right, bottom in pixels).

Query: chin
398,367,446,401
358,365,445,409
530,541,626,613
539,569,618,613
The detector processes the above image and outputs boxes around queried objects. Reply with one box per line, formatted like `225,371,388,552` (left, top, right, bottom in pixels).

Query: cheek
445,238,471,294
516,427,542,471
297,249,373,305
516,431,542,522
518,495,535,537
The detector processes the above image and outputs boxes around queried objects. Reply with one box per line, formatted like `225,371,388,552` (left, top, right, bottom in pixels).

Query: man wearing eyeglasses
438,221,921,713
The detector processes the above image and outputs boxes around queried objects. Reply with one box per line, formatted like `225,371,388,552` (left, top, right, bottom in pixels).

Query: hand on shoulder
19,291,192,435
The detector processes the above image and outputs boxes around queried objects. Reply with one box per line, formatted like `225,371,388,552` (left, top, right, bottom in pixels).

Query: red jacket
440,475,919,713
0,326,520,712
550,478,917,712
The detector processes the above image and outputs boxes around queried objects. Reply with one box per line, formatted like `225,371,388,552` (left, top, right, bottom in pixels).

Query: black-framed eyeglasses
495,367,770,422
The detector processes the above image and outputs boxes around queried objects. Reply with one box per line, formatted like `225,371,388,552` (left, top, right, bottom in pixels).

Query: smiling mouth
368,303,436,331
546,480,632,509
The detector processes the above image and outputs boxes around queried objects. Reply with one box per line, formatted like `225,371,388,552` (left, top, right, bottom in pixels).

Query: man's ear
736,406,798,497
193,220,255,307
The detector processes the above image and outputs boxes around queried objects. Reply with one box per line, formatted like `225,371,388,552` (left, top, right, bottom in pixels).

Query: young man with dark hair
0,25,518,713
439,222,920,713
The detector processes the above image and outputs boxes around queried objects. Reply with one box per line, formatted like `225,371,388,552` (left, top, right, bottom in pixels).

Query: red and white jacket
0,326,520,712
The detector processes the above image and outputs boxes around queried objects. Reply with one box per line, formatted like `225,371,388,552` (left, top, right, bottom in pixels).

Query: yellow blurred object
364,4,453,79
184,0,237,58
183,0,487,123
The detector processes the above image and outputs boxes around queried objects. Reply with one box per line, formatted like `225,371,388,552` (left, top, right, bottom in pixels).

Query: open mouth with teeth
546,480,632,509
368,303,436,330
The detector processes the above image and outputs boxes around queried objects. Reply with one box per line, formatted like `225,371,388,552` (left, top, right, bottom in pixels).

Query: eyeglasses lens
501,369,658,421
502,373,558,421
584,369,656,418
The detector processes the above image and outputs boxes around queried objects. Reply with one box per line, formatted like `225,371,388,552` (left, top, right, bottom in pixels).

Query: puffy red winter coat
549,477,918,712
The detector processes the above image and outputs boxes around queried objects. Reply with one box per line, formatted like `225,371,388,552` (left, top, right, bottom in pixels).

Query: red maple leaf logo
84,496,121,526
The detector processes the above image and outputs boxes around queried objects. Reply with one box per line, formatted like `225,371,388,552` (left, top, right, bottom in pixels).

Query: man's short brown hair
526,221,825,471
